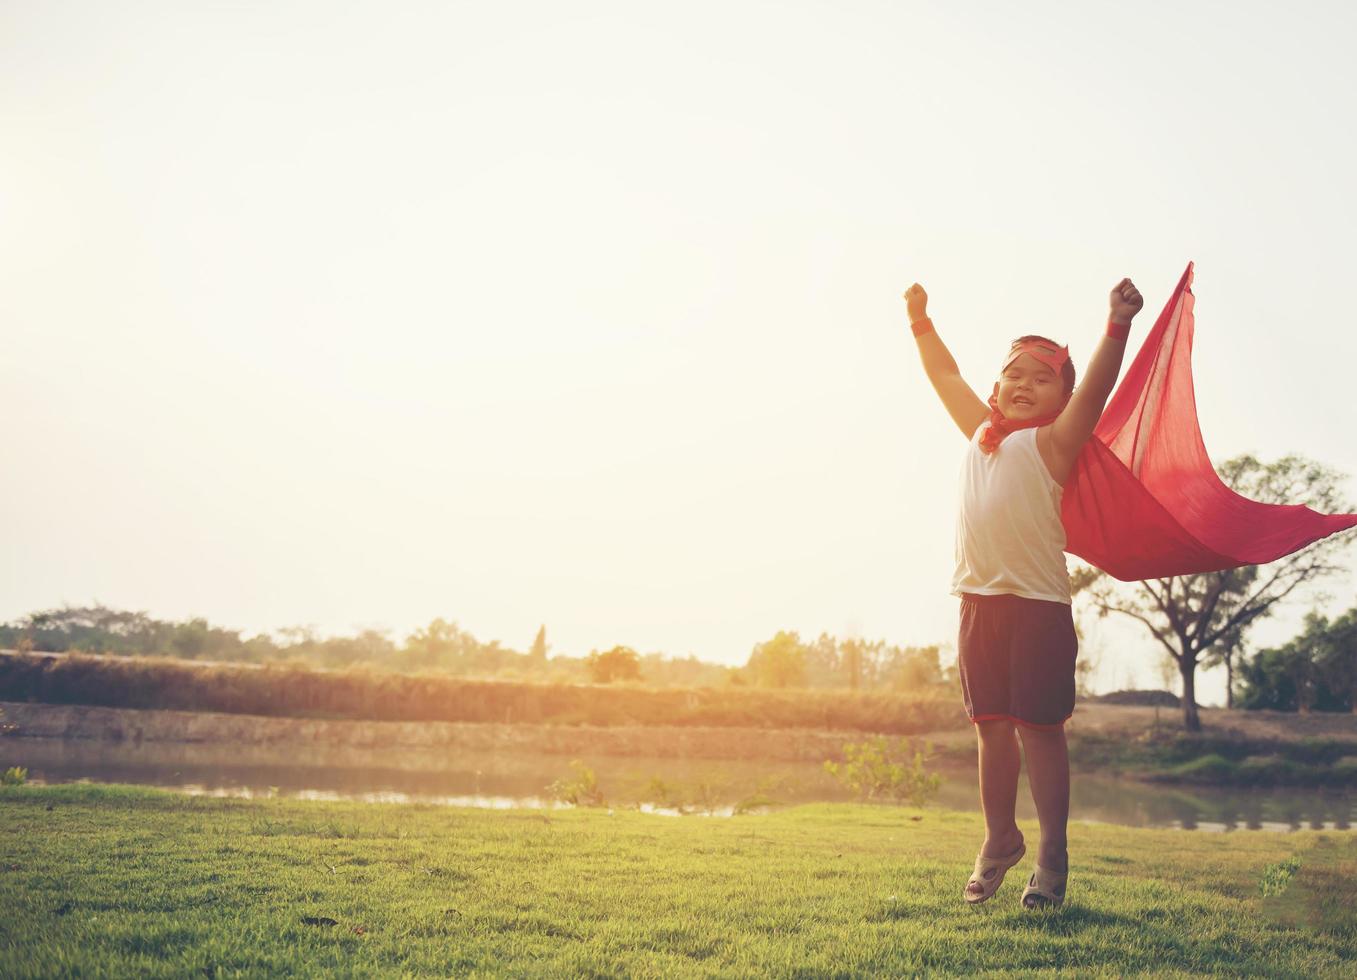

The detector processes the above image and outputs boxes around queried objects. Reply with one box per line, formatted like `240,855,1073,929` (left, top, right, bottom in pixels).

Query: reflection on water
7,737,1356,831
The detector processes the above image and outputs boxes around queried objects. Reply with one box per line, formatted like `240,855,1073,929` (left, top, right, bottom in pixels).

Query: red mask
1000,338,1070,378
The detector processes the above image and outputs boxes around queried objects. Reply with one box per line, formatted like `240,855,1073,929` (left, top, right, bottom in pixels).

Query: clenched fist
1110,278,1143,325
903,283,928,324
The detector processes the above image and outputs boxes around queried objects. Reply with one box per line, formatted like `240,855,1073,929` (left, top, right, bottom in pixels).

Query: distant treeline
0,604,954,694
0,652,962,734
1235,607,1357,713
6,599,1348,712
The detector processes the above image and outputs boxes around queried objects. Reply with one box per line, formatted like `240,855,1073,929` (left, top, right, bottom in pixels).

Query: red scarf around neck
978,386,1064,455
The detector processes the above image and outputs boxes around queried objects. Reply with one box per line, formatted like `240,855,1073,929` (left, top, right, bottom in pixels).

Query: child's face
996,353,1067,419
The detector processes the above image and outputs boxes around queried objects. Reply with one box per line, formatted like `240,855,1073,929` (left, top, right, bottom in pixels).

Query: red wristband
1106,318,1131,341
910,316,934,338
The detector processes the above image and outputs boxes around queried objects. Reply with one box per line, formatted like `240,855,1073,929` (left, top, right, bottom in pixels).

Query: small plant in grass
549,760,605,807
638,768,753,815
1258,856,1301,897
0,707,23,784
640,776,683,811
681,770,735,815
732,774,788,815
824,736,942,806
732,788,780,815
637,770,784,815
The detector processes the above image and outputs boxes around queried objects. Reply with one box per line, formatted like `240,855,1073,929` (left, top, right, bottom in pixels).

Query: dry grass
0,652,959,735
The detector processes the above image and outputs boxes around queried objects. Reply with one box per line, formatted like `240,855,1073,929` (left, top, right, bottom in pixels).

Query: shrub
636,769,749,816
1333,757,1357,782
1162,753,1237,783
1258,856,1301,897
1092,689,1180,707
823,736,942,806
1237,755,1313,785
549,760,605,807
586,647,641,684
1,766,27,786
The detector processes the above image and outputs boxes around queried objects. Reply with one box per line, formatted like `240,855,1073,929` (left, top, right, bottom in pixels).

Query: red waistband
969,712,1070,731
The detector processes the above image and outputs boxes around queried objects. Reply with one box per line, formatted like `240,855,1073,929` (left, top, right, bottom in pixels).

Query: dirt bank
4,699,1353,772
1075,701,1357,741
0,701,943,764
916,701,1357,755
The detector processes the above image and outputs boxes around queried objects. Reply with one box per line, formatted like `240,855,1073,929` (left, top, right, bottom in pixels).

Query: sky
3,0,1356,705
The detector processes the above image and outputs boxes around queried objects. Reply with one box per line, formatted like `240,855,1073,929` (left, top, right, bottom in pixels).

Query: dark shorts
957,592,1078,731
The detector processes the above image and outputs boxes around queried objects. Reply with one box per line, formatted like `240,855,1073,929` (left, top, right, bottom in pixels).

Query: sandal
963,837,1026,905
1021,864,1068,909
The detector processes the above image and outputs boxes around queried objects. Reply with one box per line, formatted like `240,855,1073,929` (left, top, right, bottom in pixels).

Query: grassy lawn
1,784,1354,978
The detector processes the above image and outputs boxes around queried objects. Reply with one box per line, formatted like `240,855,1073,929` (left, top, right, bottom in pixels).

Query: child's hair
1010,334,1076,395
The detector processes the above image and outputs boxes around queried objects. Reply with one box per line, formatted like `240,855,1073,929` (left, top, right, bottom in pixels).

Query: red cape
1061,261,1357,580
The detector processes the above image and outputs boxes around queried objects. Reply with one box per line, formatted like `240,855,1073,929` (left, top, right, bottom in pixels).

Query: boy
904,276,1143,908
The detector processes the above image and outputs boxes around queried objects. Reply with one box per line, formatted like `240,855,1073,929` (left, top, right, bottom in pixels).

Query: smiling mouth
1013,397,1034,407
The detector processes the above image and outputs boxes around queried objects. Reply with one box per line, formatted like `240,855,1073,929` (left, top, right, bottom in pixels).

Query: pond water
6,737,1356,832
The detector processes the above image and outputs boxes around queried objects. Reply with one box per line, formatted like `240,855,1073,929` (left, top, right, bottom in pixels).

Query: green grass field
2,785,1354,977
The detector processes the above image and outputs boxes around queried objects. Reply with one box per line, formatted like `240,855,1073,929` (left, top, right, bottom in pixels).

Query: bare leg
1017,724,1069,874
966,718,1025,900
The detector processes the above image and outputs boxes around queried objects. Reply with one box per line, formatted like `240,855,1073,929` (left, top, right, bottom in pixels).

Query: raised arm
904,283,989,440
1049,278,1145,458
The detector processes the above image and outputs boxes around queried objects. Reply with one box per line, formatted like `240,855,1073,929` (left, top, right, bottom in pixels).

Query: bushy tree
399,618,519,674
878,644,944,693
0,604,249,660
637,652,733,687
586,645,642,684
529,625,549,663
1236,606,1357,712
745,631,807,688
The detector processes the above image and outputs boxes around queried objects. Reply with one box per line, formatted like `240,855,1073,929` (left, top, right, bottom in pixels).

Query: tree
6,603,160,655
1316,607,1357,711
745,631,807,689
1067,578,1102,699
878,644,944,692
1202,620,1246,709
1076,453,1353,731
837,637,887,691
842,637,863,690
0,603,249,660
529,625,550,664
401,618,474,671
586,646,641,684
1235,646,1301,711
1237,606,1357,712
802,632,842,689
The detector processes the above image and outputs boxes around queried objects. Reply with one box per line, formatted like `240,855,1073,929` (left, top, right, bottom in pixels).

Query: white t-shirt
951,419,1072,605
